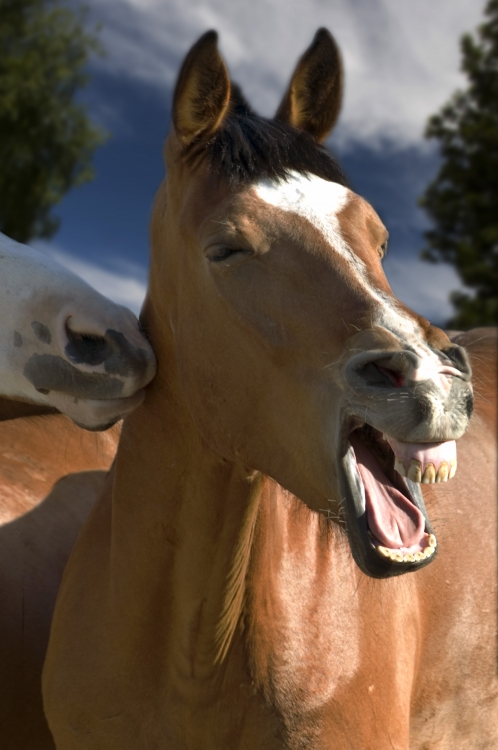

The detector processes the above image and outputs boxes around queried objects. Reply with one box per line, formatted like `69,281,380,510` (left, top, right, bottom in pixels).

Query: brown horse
43,30,498,748
0,233,155,748
0,410,120,750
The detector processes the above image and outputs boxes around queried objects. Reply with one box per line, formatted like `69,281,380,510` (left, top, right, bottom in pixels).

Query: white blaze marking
255,171,350,253
253,171,456,391
254,171,399,309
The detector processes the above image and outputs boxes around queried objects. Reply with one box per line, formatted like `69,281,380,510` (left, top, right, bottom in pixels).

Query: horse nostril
375,365,405,388
57,313,155,385
65,323,112,367
345,349,419,392
356,362,405,388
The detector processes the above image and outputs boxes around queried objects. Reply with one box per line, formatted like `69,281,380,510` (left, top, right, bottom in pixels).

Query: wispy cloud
35,242,147,316
87,0,485,148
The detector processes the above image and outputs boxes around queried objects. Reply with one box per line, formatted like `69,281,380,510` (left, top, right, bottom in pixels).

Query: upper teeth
407,459,422,483
394,456,456,484
387,436,457,485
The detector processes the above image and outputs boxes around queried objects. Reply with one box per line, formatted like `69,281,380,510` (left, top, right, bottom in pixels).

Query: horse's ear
275,28,343,143
172,31,231,148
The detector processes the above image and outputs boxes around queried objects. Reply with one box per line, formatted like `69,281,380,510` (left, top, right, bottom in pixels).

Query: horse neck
109,321,262,672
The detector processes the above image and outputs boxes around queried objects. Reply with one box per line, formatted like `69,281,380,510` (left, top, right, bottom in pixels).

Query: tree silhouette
420,0,498,327
0,0,105,243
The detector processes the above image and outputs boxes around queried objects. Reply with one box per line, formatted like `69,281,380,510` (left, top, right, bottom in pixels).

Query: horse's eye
379,239,388,259
206,246,251,265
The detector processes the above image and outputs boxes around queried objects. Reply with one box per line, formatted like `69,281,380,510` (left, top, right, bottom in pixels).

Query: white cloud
87,0,486,148
34,243,147,316
383,255,465,324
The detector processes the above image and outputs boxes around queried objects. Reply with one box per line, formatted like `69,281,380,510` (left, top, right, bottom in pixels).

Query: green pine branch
419,0,498,327
0,0,107,243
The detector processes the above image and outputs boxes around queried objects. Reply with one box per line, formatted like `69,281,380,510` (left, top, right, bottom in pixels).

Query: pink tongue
350,434,425,548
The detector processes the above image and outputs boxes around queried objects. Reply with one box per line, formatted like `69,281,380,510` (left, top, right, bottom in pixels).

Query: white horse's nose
56,307,156,393
23,304,156,408
22,304,156,430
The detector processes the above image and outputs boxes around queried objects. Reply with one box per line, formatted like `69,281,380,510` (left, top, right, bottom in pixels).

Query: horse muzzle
335,344,473,578
22,306,157,430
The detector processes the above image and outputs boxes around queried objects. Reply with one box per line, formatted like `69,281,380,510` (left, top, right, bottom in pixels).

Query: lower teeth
376,534,437,563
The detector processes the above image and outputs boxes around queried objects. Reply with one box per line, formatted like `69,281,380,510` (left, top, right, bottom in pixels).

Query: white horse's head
0,232,156,430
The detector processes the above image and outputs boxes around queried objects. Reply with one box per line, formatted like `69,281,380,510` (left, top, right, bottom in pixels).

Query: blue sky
35,0,486,322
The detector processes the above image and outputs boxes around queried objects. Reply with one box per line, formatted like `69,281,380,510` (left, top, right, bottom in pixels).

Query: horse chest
243,499,419,747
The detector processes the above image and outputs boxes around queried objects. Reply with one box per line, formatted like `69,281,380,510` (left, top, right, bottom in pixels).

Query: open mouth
340,423,456,577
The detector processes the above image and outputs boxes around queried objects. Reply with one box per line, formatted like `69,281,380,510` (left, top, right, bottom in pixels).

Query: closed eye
206,245,253,265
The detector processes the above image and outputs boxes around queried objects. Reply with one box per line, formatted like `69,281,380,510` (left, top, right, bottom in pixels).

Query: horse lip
46,389,146,431
337,419,437,579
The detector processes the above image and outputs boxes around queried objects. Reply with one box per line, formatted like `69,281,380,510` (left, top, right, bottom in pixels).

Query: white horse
0,232,156,429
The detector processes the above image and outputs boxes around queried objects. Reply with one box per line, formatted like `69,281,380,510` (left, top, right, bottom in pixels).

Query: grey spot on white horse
31,321,52,345
24,354,125,400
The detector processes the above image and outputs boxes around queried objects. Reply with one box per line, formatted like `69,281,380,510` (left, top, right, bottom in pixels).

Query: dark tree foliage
0,0,105,243
420,0,498,327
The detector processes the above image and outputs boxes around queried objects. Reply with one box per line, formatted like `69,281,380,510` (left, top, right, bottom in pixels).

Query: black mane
198,86,349,187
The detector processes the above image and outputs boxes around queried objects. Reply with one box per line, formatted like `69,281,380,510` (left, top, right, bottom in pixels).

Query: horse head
143,29,472,578
0,232,156,430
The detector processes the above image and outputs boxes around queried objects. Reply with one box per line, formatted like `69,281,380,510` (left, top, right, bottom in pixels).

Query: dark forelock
190,85,349,188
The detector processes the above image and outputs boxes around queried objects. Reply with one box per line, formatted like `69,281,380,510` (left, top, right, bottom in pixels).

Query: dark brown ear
172,30,231,148
275,28,343,142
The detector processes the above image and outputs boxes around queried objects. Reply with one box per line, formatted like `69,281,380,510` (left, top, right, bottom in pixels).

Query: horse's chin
339,422,439,579
46,389,146,431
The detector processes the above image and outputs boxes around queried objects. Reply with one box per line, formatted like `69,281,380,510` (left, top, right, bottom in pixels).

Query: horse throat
109,363,263,679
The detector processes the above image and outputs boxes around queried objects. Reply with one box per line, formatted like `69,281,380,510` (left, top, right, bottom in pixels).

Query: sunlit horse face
147,30,472,578
0,232,156,430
